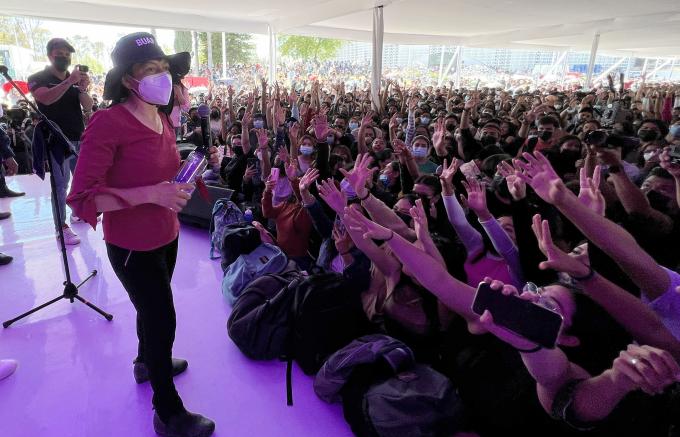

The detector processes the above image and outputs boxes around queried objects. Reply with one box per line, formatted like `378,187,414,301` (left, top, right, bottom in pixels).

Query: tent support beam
647,58,672,81
593,57,627,85
585,32,600,90
207,32,213,70
438,46,460,87
371,6,384,112
268,25,277,83
222,32,227,76
455,46,463,89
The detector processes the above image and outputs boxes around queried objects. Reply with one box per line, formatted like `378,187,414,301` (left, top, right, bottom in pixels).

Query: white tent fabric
3,0,680,57
371,6,383,111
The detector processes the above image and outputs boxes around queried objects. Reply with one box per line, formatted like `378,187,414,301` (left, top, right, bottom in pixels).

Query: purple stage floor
0,175,352,437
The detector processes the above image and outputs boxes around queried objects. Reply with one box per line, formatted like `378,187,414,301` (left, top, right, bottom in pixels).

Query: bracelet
515,345,542,353
570,266,595,282
384,230,394,242
358,190,371,201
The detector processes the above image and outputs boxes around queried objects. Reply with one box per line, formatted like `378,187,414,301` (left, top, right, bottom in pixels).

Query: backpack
288,272,372,376
209,199,245,259
222,243,289,305
314,334,464,437
219,223,262,270
226,265,302,360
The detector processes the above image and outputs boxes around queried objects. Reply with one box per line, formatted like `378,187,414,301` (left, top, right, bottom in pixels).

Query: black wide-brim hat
103,32,190,101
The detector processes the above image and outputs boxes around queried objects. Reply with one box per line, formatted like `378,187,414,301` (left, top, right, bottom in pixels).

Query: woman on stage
67,33,217,437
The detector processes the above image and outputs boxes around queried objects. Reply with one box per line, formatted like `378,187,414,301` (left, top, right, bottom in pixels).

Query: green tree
279,35,344,61
0,16,51,52
196,32,255,67
174,30,192,54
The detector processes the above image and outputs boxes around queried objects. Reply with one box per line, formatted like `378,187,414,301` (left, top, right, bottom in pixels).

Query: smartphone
78,65,89,73
472,282,563,349
247,157,258,168
270,167,280,182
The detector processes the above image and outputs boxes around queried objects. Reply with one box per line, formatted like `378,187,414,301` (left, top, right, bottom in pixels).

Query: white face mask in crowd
129,71,173,106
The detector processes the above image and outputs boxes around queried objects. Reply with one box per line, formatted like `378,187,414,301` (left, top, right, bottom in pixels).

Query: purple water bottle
174,103,210,184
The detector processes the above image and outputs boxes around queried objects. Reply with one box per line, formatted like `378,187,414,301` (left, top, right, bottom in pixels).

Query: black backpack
219,223,262,270
226,265,302,360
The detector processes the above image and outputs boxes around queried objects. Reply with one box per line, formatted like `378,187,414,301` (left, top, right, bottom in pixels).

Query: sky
34,18,270,63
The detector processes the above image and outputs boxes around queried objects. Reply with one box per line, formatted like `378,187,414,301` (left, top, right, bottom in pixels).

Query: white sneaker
59,226,81,245
0,359,17,381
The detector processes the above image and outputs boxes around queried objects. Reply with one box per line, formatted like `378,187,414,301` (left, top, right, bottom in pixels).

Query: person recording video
27,38,94,246
66,33,218,437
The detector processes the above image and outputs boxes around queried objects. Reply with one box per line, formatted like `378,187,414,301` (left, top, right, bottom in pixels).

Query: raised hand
361,111,374,128
531,214,590,277
285,158,298,181
432,118,446,150
241,111,252,129
461,177,491,220
332,222,353,254
659,147,680,179
343,206,393,241
288,122,300,142
497,160,526,200
299,168,320,192
392,139,412,163
317,178,347,214
312,113,330,141
389,112,399,131
255,128,268,147
577,166,605,216
513,152,565,205
409,199,429,241
339,153,378,197
612,344,680,396
277,145,290,164
243,164,257,183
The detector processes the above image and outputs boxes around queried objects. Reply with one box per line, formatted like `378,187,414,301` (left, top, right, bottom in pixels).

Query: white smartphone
270,167,280,182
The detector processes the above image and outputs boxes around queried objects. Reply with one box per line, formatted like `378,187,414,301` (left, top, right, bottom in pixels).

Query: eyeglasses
522,282,560,313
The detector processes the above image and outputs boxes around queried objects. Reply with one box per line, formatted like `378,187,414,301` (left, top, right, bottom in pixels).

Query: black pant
106,238,185,421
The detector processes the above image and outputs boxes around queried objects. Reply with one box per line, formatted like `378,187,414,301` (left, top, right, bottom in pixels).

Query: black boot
153,411,215,437
0,212,10,220
0,253,13,265
0,187,25,198
133,358,189,384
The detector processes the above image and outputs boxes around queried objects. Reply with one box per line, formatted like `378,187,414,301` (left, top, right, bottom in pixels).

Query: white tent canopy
4,0,680,58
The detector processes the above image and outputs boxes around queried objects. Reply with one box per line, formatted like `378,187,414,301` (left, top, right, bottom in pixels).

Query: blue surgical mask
670,124,680,138
420,116,430,125
379,174,390,186
326,135,335,145
299,145,314,156
253,119,264,129
412,147,428,158
349,122,359,131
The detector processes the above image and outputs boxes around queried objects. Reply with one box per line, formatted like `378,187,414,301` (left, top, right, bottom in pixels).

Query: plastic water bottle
244,209,253,223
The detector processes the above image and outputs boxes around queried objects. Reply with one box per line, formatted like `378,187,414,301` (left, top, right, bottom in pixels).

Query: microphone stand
1,65,113,328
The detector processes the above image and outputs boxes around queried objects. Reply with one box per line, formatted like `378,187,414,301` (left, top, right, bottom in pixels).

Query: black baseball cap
46,38,75,55
103,32,190,101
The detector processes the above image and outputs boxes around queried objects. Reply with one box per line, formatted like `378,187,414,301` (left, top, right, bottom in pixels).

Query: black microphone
197,103,211,152
0,65,10,79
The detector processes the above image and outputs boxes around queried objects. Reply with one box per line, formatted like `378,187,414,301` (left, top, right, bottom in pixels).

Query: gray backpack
314,334,464,437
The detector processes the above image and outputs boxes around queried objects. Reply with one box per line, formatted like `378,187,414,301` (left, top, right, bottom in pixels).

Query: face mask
539,130,553,141
480,135,498,146
555,104,563,110
349,122,359,131
129,72,173,105
638,129,658,142
446,124,456,132
326,135,335,145
395,211,412,225
253,119,264,129
340,179,357,199
396,118,403,125
420,117,430,125
53,56,70,72
670,124,680,137
299,145,314,156
379,174,390,187
232,145,244,156
412,147,428,158
643,151,657,162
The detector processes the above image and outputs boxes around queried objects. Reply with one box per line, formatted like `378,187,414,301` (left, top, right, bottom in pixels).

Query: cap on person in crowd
46,38,75,55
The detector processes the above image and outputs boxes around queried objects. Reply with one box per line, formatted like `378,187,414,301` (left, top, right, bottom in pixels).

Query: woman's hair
414,174,442,196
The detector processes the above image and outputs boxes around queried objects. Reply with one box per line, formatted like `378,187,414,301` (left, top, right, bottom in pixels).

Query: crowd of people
2,32,680,436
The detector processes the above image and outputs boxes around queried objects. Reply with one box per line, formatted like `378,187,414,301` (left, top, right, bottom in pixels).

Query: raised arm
514,151,670,300
342,207,401,278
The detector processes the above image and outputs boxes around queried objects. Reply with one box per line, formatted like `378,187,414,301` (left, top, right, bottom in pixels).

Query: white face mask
299,145,314,156
412,147,428,158
129,71,172,105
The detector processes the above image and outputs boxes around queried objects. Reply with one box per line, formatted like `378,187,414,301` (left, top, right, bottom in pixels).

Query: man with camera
27,38,94,246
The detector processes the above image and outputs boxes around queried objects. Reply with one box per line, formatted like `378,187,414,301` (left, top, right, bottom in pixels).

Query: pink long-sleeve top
66,104,181,251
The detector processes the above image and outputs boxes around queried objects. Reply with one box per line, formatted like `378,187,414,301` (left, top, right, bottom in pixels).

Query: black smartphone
78,65,89,73
472,282,563,349
246,157,258,168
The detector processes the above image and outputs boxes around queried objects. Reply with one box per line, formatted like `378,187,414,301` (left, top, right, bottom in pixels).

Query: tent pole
438,45,446,86
585,32,600,90
641,58,649,85
222,32,227,77
268,25,277,83
191,31,199,74
371,6,384,112
207,32,213,72
438,46,459,87
669,59,676,81
593,57,627,85
455,46,463,89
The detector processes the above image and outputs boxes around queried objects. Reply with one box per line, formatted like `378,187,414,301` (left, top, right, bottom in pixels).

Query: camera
78,65,89,73
5,108,27,129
